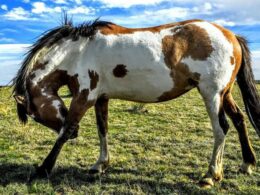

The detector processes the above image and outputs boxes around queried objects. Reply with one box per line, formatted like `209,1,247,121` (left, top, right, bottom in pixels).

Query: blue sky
0,0,260,85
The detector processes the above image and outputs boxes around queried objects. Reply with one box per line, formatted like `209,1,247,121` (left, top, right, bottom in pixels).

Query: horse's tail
236,35,260,137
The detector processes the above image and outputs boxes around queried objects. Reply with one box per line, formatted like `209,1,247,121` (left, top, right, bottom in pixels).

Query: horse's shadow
0,162,206,194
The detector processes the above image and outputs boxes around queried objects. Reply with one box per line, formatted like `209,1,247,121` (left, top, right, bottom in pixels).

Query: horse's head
13,94,29,124
13,90,67,134
13,92,44,124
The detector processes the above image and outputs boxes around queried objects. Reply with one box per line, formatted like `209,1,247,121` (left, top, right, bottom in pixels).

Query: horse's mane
12,15,112,96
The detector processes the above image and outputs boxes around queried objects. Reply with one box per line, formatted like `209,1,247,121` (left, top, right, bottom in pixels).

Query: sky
0,0,260,85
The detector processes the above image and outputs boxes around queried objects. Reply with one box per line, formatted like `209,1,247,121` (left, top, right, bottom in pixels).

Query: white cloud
1,28,18,33
23,0,30,3
32,2,62,14
104,6,201,27
0,38,15,43
68,6,94,14
0,59,23,85
4,7,31,20
95,0,171,8
214,19,236,27
74,0,83,5
252,51,260,59
53,0,68,4
252,50,260,79
0,44,30,54
203,2,212,11
0,44,31,85
32,2,50,14
1,4,8,11
207,0,260,25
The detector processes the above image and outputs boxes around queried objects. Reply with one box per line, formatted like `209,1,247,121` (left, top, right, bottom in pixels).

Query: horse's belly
102,66,174,102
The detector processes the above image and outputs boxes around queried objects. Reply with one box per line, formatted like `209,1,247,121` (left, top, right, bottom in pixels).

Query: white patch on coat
51,100,64,121
181,22,235,93
58,127,64,139
31,38,89,86
83,28,178,102
41,88,52,98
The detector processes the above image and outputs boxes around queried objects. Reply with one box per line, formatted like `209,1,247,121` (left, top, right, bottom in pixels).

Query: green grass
0,85,259,194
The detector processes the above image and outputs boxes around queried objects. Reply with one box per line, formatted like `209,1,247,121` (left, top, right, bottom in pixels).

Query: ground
0,85,259,194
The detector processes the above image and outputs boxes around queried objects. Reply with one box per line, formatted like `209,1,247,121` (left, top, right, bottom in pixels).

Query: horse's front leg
33,122,79,178
32,89,94,179
89,96,110,174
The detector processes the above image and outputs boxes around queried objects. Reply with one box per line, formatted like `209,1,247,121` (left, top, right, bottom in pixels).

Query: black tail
17,103,28,124
236,35,260,137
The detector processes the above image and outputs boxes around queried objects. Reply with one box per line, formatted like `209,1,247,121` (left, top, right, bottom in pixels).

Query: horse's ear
13,95,26,106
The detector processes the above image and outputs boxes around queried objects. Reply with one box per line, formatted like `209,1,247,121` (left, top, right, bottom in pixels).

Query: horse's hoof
89,169,100,175
199,177,214,188
89,162,109,175
239,163,253,175
29,166,50,182
69,130,78,139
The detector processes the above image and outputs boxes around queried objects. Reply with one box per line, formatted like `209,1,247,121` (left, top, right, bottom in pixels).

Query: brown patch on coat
162,23,213,70
31,61,49,71
230,56,235,65
67,88,96,123
158,63,201,102
158,23,214,101
67,74,80,96
88,70,99,90
99,19,203,35
113,64,128,77
95,96,109,136
218,102,230,135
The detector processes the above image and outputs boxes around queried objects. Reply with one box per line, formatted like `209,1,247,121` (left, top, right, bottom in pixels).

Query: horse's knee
58,122,79,141
31,97,68,133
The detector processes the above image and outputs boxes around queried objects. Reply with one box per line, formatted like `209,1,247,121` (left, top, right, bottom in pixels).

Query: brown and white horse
12,18,260,187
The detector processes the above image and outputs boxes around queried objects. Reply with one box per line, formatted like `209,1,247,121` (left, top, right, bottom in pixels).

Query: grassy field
0,85,259,194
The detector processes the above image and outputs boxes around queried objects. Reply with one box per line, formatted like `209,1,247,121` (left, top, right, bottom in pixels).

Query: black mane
12,17,112,96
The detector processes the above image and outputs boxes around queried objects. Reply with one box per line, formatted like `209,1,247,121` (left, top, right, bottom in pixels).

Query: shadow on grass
0,163,213,194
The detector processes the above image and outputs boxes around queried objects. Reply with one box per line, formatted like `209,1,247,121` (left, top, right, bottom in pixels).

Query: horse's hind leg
198,88,229,187
89,96,110,174
223,92,256,174
33,89,95,178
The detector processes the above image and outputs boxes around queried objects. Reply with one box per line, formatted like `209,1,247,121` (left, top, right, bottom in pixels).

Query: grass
0,84,259,194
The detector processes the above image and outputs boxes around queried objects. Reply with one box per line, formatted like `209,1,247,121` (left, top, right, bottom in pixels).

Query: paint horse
12,18,260,187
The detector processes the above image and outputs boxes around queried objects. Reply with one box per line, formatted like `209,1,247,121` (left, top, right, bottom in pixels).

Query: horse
12,17,260,187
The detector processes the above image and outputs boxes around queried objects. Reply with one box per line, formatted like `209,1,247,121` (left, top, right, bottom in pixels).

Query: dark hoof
88,169,100,175
29,166,50,182
69,129,78,139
